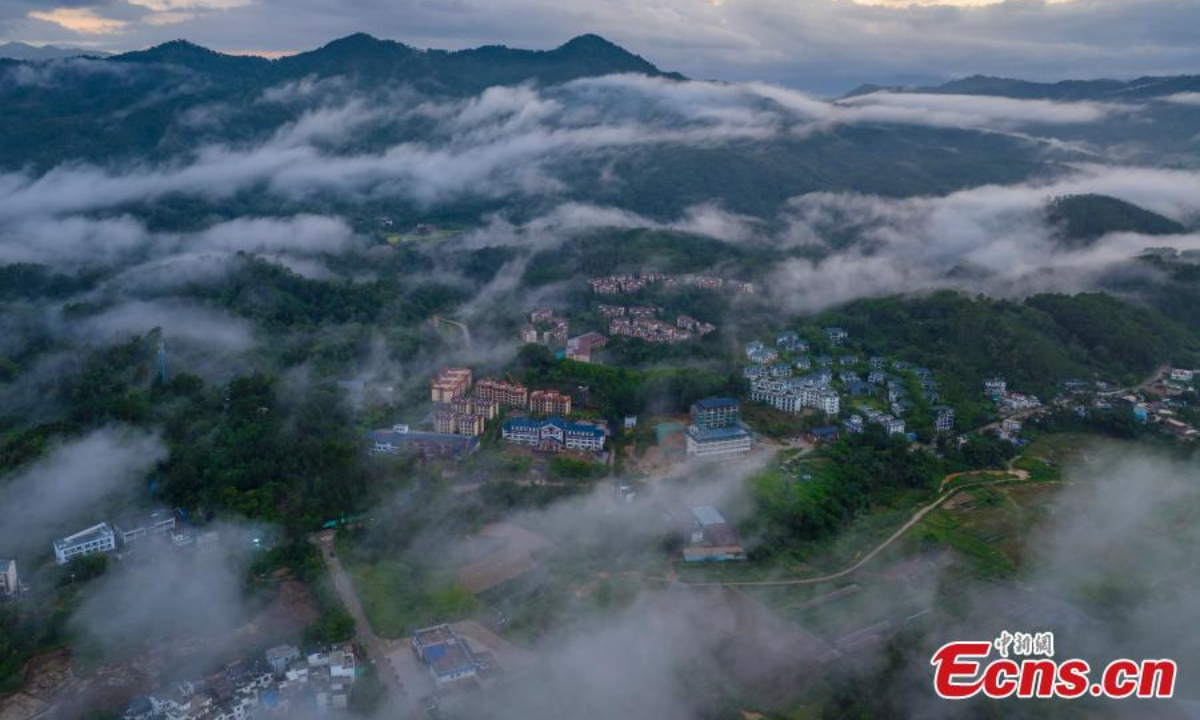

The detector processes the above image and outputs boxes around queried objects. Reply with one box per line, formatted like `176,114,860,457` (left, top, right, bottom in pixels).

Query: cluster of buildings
745,333,965,433
1124,368,1199,440
587,272,754,296
608,305,716,344
685,398,753,459
500,417,607,454
682,506,746,562
843,407,906,436
430,368,498,439
521,309,609,362
124,643,357,720
983,377,1042,413
520,309,569,346
53,509,182,566
749,378,841,416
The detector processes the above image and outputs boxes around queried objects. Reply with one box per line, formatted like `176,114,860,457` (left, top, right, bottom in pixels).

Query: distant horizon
4,0,1200,94
4,31,1200,98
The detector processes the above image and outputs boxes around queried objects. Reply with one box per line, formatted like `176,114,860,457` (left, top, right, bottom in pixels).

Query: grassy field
348,560,478,639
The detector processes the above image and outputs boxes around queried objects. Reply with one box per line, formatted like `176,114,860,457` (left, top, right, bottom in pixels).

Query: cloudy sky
2,0,1199,92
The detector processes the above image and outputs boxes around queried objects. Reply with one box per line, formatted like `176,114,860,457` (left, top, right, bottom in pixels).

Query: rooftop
54,523,113,550
692,506,726,526
367,429,476,449
686,425,750,442
693,397,739,411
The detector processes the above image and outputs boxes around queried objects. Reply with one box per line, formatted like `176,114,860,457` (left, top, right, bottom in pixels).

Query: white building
1169,368,1195,383
750,380,840,416
54,523,117,565
0,558,17,596
933,406,956,433
685,425,752,458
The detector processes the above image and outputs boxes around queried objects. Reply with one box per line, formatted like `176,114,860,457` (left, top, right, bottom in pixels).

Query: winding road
678,468,1031,588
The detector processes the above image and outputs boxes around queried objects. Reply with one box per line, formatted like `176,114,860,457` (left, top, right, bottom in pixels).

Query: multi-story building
430,367,472,403
691,397,740,429
984,377,1007,398
566,332,608,363
598,304,626,317
750,380,840,416
743,364,767,380
824,327,849,346
542,320,569,344
475,378,529,408
933,406,956,433
608,318,690,344
530,389,573,416
685,425,752,458
433,408,457,435
0,558,17,596
433,409,485,437
530,308,557,324
54,523,117,565
776,331,803,351
501,417,606,452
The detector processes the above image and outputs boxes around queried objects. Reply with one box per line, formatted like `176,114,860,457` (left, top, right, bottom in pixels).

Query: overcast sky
3,0,1200,92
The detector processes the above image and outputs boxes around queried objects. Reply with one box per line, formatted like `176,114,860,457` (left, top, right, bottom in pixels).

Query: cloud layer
6,0,1200,93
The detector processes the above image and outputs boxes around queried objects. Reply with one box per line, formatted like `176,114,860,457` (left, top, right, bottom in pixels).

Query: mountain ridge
843,73,1200,100
105,32,682,88
0,41,111,61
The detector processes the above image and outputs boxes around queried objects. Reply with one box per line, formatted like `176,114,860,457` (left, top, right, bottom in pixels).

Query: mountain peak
113,39,269,71
557,34,620,51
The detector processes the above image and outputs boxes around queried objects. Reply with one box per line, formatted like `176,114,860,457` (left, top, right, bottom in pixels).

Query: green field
348,560,478,638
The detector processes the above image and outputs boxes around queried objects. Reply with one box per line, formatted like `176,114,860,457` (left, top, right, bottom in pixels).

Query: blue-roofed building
806,425,841,443
691,397,741,429
501,417,605,452
411,625,481,685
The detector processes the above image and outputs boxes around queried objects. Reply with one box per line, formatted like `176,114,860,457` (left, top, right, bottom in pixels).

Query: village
4,264,1198,720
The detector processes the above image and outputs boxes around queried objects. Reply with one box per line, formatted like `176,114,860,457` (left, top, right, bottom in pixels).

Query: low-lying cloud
0,426,167,562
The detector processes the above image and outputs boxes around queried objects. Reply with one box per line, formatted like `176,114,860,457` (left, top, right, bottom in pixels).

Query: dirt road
680,469,1033,588
312,533,410,701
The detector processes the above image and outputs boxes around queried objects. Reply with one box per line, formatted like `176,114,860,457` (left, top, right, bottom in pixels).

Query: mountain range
0,41,110,61
845,73,1200,100
2,33,1198,225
